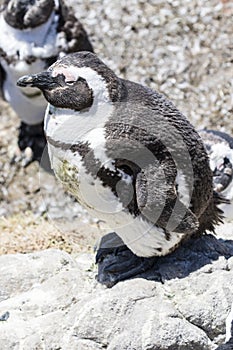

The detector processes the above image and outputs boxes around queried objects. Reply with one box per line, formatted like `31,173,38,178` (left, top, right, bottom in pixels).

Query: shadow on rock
141,234,233,282
97,232,233,286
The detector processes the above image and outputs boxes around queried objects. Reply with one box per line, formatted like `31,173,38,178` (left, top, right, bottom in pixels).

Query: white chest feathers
0,10,60,63
0,11,63,124
44,65,115,163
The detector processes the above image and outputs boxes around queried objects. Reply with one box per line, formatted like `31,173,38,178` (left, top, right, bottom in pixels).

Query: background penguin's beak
17,71,55,89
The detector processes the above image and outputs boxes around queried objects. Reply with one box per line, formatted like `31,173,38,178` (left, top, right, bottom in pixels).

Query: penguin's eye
66,81,76,86
65,77,85,86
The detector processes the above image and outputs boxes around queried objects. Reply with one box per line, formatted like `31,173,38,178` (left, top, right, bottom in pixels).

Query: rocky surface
0,226,233,349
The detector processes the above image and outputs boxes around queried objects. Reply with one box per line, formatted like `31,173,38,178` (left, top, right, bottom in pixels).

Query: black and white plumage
0,0,93,164
17,52,224,286
200,129,233,221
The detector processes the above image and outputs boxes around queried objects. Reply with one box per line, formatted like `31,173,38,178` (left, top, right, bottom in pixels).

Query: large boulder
0,226,233,350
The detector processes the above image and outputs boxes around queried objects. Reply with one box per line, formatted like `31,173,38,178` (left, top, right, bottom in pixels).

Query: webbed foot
12,121,47,167
11,122,52,171
95,232,158,287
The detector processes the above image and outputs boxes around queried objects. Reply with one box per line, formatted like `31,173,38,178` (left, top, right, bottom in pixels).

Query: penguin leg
12,122,47,167
95,233,158,287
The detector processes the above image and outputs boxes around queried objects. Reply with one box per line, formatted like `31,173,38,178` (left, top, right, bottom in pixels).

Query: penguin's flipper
57,0,94,53
135,163,199,235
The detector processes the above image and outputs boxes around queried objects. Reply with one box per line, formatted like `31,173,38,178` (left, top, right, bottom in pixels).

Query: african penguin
17,51,224,287
0,0,93,165
200,129,233,221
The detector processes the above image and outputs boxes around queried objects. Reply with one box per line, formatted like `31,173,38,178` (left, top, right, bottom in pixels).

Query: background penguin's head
2,0,55,29
17,51,121,111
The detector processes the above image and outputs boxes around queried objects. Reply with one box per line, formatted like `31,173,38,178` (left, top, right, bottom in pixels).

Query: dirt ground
0,0,233,255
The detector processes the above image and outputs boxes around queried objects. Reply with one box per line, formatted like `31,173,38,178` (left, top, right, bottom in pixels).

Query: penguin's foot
96,243,158,288
11,146,34,168
11,122,47,167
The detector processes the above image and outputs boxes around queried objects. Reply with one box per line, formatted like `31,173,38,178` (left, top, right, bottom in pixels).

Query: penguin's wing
135,160,199,235
57,0,94,54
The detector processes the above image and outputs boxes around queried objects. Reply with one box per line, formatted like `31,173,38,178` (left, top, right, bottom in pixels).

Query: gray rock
0,249,76,302
0,228,232,349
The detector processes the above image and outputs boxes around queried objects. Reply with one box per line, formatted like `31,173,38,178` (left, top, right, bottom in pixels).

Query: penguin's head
2,0,55,29
17,51,122,111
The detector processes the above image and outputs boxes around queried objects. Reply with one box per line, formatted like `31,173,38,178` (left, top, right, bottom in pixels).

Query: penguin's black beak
17,71,56,90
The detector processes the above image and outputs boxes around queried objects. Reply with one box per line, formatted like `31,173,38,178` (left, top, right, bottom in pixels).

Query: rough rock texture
0,226,233,350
